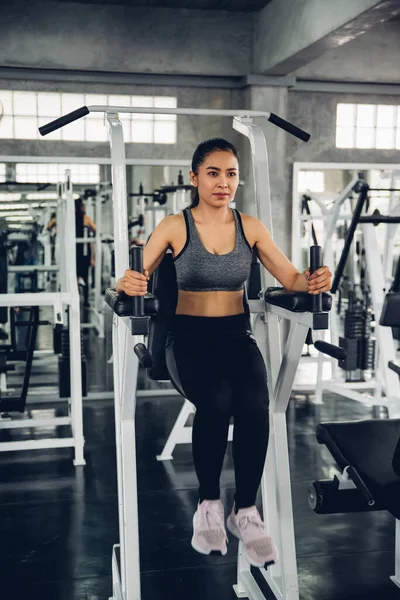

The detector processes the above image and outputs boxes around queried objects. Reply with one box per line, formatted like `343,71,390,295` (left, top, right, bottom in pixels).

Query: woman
116,139,332,567
75,197,96,306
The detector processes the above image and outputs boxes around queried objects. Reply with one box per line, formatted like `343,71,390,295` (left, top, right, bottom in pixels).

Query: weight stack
338,337,359,371
58,327,88,398
339,299,375,376
360,310,375,371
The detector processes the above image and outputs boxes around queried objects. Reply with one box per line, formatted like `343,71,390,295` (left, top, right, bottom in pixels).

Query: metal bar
359,216,400,224
0,438,76,452
111,317,127,597
273,321,309,414
0,417,71,429
390,520,400,587
0,154,191,166
8,265,59,272
107,113,141,600
95,191,102,315
107,113,129,280
90,105,272,118
232,118,283,392
331,183,369,294
238,571,270,600
265,303,314,328
64,171,86,467
0,292,71,307
120,334,141,600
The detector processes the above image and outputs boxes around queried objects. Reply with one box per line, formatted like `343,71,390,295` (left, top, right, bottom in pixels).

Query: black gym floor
0,313,398,600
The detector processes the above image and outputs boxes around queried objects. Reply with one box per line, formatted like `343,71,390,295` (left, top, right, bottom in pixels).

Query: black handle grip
310,245,322,312
134,343,153,369
130,246,144,317
388,361,400,377
39,106,89,136
314,340,346,362
268,112,310,142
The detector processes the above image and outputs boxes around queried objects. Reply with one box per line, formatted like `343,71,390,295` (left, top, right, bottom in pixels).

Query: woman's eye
209,172,217,176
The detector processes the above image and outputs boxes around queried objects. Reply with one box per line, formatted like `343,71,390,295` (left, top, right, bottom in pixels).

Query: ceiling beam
254,0,400,75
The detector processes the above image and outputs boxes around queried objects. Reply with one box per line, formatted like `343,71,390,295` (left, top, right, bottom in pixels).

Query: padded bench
314,419,400,520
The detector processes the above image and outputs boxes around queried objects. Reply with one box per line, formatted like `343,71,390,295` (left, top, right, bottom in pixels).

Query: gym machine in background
0,171,85,466
315,182,400,418
129,177,192,244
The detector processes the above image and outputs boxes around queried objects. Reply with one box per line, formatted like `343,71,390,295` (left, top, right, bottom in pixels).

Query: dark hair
75,197,85,213
189,138,239,209
75,197,85,234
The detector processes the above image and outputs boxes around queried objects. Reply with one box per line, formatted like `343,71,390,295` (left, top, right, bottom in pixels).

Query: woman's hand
304,266,332,294
117,268,150,296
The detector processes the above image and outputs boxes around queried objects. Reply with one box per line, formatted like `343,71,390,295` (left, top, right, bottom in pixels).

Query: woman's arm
84,215,97,233
250,217,331,294
116,215,174,294
47,217,56,231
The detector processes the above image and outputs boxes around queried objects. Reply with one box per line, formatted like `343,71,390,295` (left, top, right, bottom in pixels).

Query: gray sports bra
174,207,253,292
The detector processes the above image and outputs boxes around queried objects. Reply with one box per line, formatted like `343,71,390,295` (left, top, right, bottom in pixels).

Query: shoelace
200,503,227,539
238,514,267,532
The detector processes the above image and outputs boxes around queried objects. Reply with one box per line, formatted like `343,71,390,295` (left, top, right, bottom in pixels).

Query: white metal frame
314,218,400,418
292,163,400,408
0,155,191,166
156,399,233,461
76,190,106,338
0,171,85,466
98,105,300,600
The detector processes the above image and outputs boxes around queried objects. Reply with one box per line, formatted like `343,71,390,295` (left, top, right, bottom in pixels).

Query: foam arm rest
105,289,159,317
264,287,332,312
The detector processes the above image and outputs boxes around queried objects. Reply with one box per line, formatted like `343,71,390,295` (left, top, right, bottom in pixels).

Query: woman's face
190,150,239,207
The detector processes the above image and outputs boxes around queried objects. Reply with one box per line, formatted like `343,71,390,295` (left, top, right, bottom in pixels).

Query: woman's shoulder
165,211,186,230
235,210,258,228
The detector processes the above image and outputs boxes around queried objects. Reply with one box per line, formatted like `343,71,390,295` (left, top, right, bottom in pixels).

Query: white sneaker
191,499,228,556
227,505,278,567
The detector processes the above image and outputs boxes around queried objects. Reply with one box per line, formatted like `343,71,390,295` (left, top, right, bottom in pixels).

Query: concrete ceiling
44,0,272,10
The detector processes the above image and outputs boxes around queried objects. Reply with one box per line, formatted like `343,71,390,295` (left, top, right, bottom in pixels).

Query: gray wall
0,1,253,76
287,91,400,164
2,0,400,261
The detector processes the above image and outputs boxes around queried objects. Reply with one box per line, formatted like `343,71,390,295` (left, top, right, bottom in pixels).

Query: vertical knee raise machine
40,106,400,599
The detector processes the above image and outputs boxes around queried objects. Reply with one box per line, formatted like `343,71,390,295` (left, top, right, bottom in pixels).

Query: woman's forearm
289,272,309,292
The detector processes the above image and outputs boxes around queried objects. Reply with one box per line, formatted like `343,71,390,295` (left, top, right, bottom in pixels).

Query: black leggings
165,313,270,510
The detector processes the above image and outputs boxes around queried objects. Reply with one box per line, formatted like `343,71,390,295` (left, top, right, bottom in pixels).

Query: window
0,193,21,202
298,171,325,193
0,203,29,211
16,163,100,184
336,103,400,149
0,163,5,182
0,91,177,144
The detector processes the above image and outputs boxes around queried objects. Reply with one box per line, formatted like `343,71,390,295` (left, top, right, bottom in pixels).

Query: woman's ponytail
189,187,200,209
